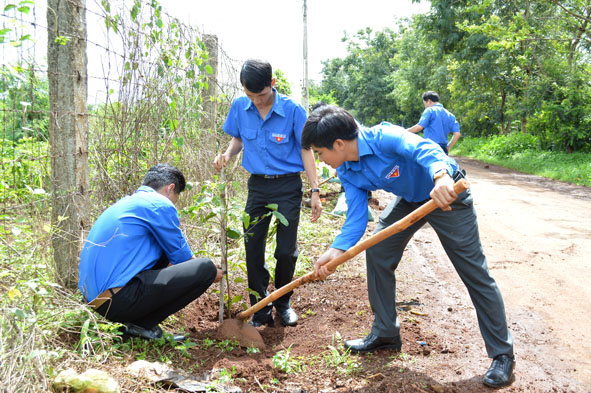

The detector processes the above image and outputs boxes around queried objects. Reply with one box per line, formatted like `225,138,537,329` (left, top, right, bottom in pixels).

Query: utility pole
302,0,309,113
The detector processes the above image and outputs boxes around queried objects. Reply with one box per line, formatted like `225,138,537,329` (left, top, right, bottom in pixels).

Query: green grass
454,136,591,187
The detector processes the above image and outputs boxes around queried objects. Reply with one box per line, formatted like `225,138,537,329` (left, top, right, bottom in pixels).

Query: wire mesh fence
0,1,248,389
1,0,245,236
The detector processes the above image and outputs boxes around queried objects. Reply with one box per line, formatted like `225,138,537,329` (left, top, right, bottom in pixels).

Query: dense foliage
315,0,591,152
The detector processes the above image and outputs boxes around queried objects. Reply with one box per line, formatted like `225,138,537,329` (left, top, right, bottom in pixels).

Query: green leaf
130,2,140,22
265,203,278,211
4,4,16,12
12,308,26,319
231,295,242,304
226,228,241,239
206,64,213,75
273,211,289,227
242,212,250,229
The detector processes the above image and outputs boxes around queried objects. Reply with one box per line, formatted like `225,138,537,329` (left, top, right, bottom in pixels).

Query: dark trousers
95,255,217,329
365,170,513,358
244,174,302,319
438,143,449,154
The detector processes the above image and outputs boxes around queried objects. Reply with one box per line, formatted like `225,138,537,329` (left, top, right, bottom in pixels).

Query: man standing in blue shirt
302,106,514,388
79,164,223,340
407,91,461,154
213,59,322,328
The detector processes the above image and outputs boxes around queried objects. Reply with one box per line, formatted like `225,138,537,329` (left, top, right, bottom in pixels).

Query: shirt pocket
268,132,290,145
241,128,257,141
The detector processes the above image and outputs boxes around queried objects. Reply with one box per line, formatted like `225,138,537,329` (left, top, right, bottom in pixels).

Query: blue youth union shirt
418,103,460,145
332,123,458,250
223,88,308,175
78,186,193,302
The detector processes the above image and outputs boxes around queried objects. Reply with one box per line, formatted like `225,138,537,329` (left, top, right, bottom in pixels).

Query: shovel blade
218,319,266,350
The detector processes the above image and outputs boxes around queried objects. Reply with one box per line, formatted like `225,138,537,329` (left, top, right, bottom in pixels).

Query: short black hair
311,101,328,113
302,105,358,150
240,59,273,93
143,163,186,194
422,91,440,102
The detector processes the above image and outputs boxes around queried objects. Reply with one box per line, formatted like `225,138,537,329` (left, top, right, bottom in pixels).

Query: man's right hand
213,154,229,171
314,248,345,280
214,268,224,283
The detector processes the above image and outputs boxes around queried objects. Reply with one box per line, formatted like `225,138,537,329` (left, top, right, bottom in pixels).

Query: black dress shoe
167,333,188,343
124,323,163,340
345,333,402,353
483,354,515,388
277,308,298,327
248,314,274,327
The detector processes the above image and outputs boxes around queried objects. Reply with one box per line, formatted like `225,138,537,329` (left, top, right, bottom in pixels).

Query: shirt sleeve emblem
386,165,400,179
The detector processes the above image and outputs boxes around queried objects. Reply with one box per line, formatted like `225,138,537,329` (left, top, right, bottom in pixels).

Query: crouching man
79,163,223,340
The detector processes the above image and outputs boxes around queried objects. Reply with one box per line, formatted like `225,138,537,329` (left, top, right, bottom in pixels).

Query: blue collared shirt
332,123,458,250
418,103,460,145
223,88,308,175
78,186,193,301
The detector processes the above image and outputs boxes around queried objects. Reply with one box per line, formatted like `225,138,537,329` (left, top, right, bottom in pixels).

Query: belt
415,169,467,205
88,287,122,309
253,172,301,179
453,168,466,181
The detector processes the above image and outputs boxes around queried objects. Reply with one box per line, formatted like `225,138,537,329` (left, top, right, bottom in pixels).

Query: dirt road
401,156,591,391
461,157,591,388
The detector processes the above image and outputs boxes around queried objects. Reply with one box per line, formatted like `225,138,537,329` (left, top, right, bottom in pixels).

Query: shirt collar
244,88,285,117
343,129,372,171
136,185,156,193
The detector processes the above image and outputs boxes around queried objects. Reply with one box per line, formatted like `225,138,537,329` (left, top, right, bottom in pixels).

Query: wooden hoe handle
237,178,470,320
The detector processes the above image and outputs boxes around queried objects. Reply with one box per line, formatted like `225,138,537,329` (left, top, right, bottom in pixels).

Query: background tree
320,28,401,126
274,68,292,96
316,0,591,152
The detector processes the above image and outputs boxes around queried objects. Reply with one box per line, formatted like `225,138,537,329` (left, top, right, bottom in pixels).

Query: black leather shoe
483,354,515,388
248,314,274,327
124,323,163,340
277,307,298,327
345,333,402,353
167,333,188,343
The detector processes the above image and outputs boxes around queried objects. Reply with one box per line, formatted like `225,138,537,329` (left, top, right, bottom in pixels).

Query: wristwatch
310,188,320,193
433,169,448,182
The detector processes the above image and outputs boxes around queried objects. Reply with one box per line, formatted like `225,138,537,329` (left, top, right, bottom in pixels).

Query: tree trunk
500,87,507,134
47,0,89,290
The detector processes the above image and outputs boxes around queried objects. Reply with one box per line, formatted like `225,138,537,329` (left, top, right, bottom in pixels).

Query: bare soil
182,156,591,393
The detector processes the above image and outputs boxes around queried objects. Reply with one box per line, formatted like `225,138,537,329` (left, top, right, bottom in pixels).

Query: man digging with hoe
302,105,515,388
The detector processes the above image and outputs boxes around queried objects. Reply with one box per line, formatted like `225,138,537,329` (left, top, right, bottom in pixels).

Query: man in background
407,91,460,154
